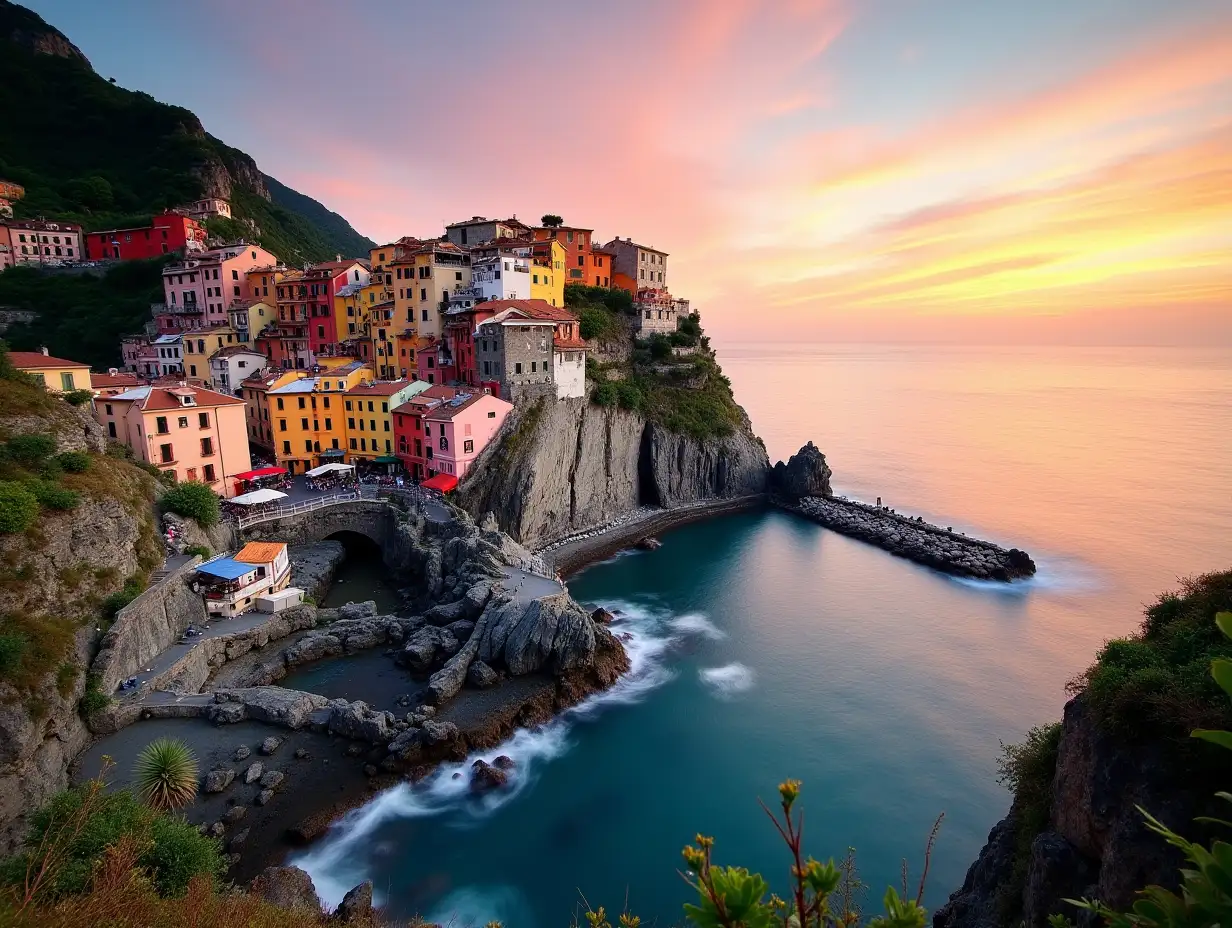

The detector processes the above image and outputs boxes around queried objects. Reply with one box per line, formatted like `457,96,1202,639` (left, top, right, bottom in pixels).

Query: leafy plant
101,577,144,620
24,479,79,511
183,545,210,560
159,481,220,527
0,633,27,679
0,481,39,533
1063,611,1232,927
4,434,55,467
133,739,198,812
79,673,108,716
541,214,563,227
61,389,94,406
56,451,90,473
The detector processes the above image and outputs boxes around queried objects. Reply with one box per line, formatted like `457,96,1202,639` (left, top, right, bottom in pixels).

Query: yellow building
8,350,91,392
240,368,303,454
267,362,373,473
181,324,239,382
527,239,566,307
246,266,287,306
228,300,275,346
344,379,431,464
389,239,471,341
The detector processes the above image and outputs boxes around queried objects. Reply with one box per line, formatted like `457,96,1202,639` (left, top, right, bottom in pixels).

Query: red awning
234,466,287,481
421,473,458,492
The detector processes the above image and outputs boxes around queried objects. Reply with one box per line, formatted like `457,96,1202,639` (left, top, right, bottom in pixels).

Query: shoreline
542,494,766,577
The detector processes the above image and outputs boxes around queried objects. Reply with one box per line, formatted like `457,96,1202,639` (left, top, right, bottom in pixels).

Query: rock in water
591,607,614,624
260,736,282,755
334,880,375,923
250,866,322,911
223,806,247,824
259,770,285,789
233,745,251,761
493,755,515,770
770,441,833,500
470,759,508,792
637,537,662,550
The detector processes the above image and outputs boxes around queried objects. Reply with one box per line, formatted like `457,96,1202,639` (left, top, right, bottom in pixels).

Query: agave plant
133,738,198,811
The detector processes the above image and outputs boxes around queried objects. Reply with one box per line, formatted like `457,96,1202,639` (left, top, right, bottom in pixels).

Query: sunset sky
29,0,1232,345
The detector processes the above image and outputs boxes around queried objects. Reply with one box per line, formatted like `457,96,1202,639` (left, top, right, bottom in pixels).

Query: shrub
647,333,673,361
159,481,219,527
578,304,620,341
4,434,55,467
0,781,221,902
56,451,90,473
134,739,199,812
105,442,132,460
592,381,618,406
0,482,39,533
615,380,644,411
61,389,94,406
101,577,144,620
25,479,80,511
184,545,211,559
79,673,109,716
55,662,78,698
0,633,27,679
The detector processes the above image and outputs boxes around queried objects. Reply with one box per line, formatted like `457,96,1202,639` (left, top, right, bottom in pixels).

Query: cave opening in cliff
637,425,661,507
321,531,401,612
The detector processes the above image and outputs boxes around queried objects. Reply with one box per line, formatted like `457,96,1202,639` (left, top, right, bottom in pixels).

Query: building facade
85,211,206,261
344,379,429,463
8,350,91,392
5,220,83,265
97,384,251,496
604,237,668,294
470,300,584,402
444,216,530,248
267,362,373,474
208,346,267,394
533,224,594,289
389,240,472,341
160,243,280,329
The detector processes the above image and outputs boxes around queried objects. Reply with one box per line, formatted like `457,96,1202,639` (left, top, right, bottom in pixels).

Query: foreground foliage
133,740,198,812
158,481,220,527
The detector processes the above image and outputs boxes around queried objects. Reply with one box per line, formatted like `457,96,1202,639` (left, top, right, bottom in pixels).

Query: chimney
336,254,341,262
39,346,49,356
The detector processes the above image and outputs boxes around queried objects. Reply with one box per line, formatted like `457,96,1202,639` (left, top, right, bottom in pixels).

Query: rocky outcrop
288,541,346,602
787,496,1035,581
770,442,833,500
478,593,604,676
457,397,768,547
935,695,1223,928
208,687,329,729
249,866,322,912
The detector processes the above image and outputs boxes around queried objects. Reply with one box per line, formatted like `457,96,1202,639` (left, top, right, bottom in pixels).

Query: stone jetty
786,496,1036,581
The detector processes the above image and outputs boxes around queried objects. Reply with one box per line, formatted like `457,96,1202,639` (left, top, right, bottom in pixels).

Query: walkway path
501,566,564,602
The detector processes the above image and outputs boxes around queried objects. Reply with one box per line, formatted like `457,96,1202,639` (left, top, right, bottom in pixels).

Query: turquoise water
296,345,1232,925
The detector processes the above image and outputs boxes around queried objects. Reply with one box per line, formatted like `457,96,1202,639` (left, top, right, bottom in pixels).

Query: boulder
493,755,515,770
399,627,442,672
422,599,467,627
770,441,833,500
284,634,343,665
233,745,251,761
328,700,392,742
229,827,250,851
339,600,378,620
334,880,375,923
208,702,246,725
213,689,327,731
462,582,493,617
420,719,459,746
203,768,235,793
444,619,476,641
259,770,285,789
470,759,508,793
637,537,662,550
260,736,282,755
467,660,499,689
591,608,614,624
250,866,322,912
256,788,275,806
223,806,247,824
208,822,225,838
478,593,598,676
244,762,265,784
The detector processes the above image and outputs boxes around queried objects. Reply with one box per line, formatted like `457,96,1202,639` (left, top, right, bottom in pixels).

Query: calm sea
297,344,1232,925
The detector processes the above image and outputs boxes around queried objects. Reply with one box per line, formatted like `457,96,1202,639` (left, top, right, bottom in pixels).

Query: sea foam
698,663,756,698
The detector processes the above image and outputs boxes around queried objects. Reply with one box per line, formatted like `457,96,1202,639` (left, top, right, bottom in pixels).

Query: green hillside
0,0,374,265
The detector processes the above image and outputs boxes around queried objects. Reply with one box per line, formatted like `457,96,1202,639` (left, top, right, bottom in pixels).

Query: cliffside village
7,206,693,501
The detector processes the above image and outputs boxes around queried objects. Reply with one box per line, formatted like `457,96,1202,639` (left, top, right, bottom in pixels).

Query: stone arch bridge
238,500,402,561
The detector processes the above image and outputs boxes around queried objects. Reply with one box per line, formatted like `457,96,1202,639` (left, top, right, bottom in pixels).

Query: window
203,464,215,482
298,397,306,409
277,397,284,410
349,438,357,450
515,362,523,374
201,437,213,456
420,288,427,301
300,418,308,429
189,365,197,377
282,440,291,454
104,404,112,415
178,416,189,428
421,309,428,321
487,411,496,418
531,361,537,373
455,271,462,281
464,439,474,453
156,416,169,434
107,422,116,438
159,443,174,463
305,440,313,452
279,419,287,431
186,467,197,481
60,371,75,390
369,419,376,431
383,419,390,432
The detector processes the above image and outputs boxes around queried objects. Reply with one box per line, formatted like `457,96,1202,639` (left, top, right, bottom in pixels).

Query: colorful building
181,325,240,382
413,338,456,386
444,216,531,248
605,237,668,294
159,243,280,330
208,346,267,394
588,243,615,288
0,225,13,272
389,239,472,341
97,383,251,496
4,220,83,265
471,300,586,402
90,370,146,397
151,334,184,376
227,299,274,347
194,540,291,618
443,303,501,390
85,211,206,261
344,379,430,464
393,386,512,482
240,368,304,454
267,362,373,474
181,198,232,222
533,224,594,289
8,350,91,392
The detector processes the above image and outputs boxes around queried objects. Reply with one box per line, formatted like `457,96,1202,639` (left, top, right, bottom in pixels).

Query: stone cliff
457,397,769,547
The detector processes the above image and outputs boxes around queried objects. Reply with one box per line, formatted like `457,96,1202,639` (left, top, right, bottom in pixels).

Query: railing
232,484,448,530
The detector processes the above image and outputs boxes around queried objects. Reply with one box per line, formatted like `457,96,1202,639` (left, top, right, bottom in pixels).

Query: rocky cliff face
769,440,833,500
935,694,1222,928
458,398,769,547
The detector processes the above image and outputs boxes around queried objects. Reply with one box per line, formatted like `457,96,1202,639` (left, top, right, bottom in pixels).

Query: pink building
95,383,252,497
421,391,512,482
159,243,280,331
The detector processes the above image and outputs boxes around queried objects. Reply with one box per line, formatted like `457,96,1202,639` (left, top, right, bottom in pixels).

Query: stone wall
240,501,397,556
92,558,208,697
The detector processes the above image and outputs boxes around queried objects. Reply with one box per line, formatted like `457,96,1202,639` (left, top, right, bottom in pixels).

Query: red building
392,384,459,480
85,211,206,261
302,259,371,357
442,304,500,390
413,337,457,386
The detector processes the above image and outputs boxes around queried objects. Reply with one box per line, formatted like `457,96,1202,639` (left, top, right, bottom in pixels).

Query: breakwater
782,496,1036,581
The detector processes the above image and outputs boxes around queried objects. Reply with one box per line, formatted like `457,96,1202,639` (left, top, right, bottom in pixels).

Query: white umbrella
305,463,355,477
230,488,288,505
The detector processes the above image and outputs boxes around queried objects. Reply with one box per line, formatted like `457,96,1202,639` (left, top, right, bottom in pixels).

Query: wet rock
260,736,282,755
294,747,309,759
444,619,476,641
334,880,374,923
259,770,285,789
223,806,247,824
256,788,275,806
399,627,442,671
467,660,499,689
470,759,508,792
203,768,235,793
284,634,343,665
493,755,515,770
591,608,614,624
328,700,392,742
208,702,246,725
244,762,265,784
423,599,467,627
233,745,251,761
477,593,600,675
229,827,250,851
208,821,225,838
770,441,833,500
420,719,459,746
637,536,661,550
339,600,378,620
250,866,321,912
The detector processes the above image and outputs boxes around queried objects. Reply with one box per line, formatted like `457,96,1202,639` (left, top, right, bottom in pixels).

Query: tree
133,739,198,812
159,481,219,527
540,214,563,228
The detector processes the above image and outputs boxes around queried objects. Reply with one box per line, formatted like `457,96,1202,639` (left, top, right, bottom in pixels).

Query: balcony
151,302,203,315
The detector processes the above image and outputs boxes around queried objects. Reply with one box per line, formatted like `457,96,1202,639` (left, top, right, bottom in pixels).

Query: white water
294,600,714,909
698,662,756,698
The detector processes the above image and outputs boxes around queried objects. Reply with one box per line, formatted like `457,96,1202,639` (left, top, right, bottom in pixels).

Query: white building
208,346,267,394
152,333,184,375
193,541,292,618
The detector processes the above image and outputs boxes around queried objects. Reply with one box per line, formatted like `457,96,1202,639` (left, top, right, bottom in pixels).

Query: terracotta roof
479,299,578,323
554,337,589,350
348,380,414,397
235,541,286,564
9,351,89,370
110,384,245,409
310,259,370,272
90,372,143,389
210,345,267,359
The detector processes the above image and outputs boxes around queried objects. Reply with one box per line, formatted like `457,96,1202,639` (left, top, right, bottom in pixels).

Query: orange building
533,224,594,289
